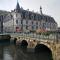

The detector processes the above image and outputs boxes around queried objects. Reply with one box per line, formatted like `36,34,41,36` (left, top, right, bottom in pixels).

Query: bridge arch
35,44,52,52
20,40,28,48
36,41,53,52
35,44,53,60
13,38,17,44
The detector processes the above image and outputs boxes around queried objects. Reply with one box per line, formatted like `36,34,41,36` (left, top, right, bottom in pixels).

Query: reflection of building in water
0,45,53,60
0,46,3,60
0,1,58,33
3,46,16,60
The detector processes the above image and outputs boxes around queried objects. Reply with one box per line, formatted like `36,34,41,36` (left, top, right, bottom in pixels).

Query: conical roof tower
16,0,20,12
40,6,43,15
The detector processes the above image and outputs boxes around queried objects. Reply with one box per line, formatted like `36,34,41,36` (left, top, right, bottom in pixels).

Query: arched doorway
34,44,53,60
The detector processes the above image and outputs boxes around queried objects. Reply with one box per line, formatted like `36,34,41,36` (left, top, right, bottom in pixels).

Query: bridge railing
1,32,60,42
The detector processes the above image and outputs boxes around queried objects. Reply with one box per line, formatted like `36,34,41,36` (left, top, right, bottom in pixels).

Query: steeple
40,6,43,15
16,0,20,12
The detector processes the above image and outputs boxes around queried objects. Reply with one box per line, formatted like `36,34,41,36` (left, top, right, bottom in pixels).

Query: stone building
3,1,57,33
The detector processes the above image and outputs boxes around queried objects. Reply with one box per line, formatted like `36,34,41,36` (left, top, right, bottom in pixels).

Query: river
0,44,53,60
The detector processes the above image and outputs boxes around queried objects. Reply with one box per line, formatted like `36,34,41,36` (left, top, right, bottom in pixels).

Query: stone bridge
10,33,60,60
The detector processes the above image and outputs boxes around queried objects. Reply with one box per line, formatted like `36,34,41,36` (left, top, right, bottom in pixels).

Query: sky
0,0,60,27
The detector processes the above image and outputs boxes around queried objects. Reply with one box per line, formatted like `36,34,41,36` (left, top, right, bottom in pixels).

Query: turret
40,6,43,15
15,0,21,12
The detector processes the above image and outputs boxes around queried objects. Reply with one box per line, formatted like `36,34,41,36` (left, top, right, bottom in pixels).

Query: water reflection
3,47,13,60
0,45,53,60
14,46,53,60
0,46,3,60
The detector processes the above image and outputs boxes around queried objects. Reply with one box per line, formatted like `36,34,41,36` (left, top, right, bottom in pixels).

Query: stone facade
2,1,58,33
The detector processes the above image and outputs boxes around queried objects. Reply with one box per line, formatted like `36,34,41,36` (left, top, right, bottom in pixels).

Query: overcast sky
0,0,60,27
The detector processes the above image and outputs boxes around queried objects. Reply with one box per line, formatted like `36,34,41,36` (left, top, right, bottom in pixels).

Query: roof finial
40,6,43,15
17,0,18,3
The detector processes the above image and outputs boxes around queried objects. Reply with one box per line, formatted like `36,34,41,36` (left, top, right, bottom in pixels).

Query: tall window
25,12,29,19
21,20,23,24
16,20,18,24
31,14,34,20
32,26,34,30
36,26,38,29
26,21,28,24
32,21,33,25
43,23,46,29
26,26,28,30
21,14,23,19
36,22,38,25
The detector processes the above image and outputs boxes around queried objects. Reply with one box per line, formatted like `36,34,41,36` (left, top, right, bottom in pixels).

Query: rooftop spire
17,0,19,4
16,0,20,12
40,6,43,15
17,0,18,3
